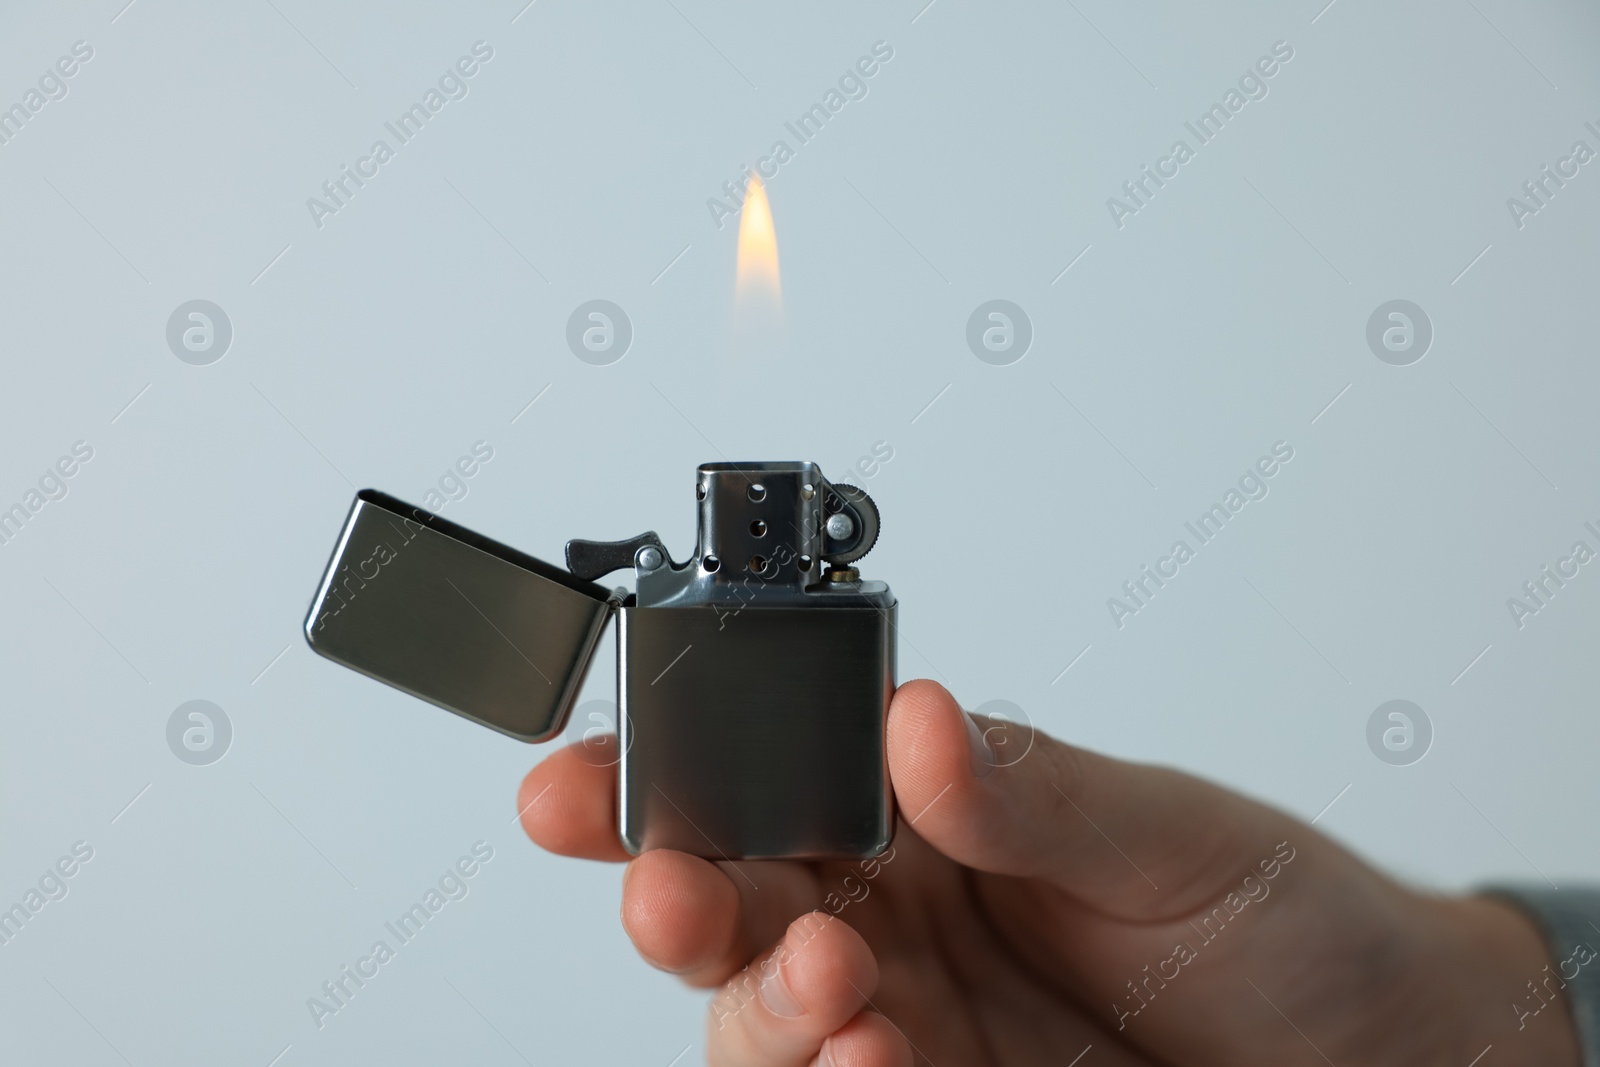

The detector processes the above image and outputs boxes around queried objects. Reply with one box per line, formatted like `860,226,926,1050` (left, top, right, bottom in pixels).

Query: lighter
303,461,896,860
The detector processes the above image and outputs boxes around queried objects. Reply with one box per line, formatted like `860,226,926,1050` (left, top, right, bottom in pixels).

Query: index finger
518,738,630,862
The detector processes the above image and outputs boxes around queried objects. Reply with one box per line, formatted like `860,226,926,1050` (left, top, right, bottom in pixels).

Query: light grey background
2,0,1597,1063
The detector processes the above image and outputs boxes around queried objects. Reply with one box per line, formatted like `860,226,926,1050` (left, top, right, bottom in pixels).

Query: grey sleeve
1486,886,1600,1067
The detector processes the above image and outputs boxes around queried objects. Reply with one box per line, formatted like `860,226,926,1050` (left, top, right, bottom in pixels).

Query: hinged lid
303,491,616,742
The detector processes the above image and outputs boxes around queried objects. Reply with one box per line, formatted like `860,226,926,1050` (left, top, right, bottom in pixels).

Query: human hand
519,679,1578,1066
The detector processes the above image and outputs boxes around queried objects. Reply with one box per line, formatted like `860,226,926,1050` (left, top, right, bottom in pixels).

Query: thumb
886,679,1300,921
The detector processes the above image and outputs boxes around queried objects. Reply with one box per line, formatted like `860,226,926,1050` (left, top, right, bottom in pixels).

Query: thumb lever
565,532,668,581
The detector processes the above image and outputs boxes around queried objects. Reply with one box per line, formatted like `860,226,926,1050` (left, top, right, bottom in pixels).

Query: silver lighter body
304,461,896,860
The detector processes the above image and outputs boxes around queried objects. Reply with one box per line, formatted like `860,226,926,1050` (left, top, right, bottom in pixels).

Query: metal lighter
303,461,895,860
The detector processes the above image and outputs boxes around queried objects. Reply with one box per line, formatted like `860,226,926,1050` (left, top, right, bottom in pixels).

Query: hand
519,680,1578,1066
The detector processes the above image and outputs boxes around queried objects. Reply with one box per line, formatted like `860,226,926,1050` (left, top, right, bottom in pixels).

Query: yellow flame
736,173,781,305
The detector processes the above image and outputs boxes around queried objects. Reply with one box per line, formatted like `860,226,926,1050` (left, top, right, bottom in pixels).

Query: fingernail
964,708,995,778
814,1036,838,1067
759,950,804,1018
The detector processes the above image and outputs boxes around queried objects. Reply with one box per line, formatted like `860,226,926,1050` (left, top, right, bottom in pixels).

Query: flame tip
735,171,781,303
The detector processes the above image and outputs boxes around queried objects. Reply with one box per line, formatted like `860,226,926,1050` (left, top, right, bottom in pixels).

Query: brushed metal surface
304,491,615,742
619,602,896,860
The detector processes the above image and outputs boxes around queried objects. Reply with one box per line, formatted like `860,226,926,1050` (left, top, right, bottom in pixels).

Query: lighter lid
304,491,617,742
